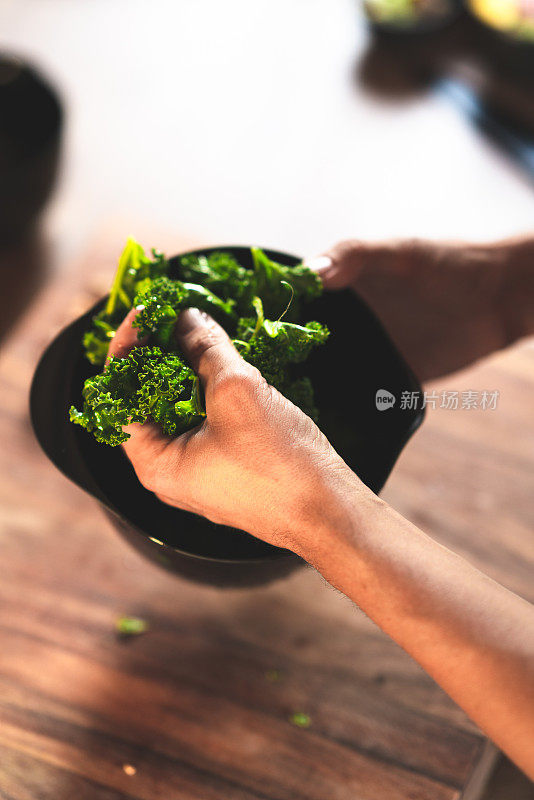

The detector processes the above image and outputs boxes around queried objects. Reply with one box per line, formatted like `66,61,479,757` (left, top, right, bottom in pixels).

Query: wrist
293,460,386,568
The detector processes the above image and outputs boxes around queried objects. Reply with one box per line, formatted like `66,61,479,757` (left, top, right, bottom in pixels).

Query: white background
3,0,534,260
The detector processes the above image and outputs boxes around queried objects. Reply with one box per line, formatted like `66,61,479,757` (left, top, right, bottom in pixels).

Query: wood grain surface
0,237,532,800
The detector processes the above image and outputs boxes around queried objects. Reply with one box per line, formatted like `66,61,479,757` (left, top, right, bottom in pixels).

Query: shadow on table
481,755,534,800
0,229,50,345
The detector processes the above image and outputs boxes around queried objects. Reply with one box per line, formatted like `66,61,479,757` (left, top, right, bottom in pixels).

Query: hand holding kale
89,305,345,555
69,346,204,446
70,241,329,445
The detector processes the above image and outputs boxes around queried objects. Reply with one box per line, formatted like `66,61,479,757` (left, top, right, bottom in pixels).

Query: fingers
305,240,369,289
106,307,147,364
174,308,245,389
108,306,247,494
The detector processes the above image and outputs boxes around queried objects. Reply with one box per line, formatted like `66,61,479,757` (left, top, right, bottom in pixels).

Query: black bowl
0,55,63,245
30,246,424,588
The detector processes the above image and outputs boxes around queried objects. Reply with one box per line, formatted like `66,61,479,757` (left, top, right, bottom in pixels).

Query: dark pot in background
30,246,425,588
465,8,534,78
0,55,62,245
364,0,465,37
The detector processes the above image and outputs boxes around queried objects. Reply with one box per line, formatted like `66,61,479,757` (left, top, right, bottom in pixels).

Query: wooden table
1,236,532,800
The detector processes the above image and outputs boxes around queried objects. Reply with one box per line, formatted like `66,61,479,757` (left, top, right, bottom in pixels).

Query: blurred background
1,2,534,798
3,0,534,272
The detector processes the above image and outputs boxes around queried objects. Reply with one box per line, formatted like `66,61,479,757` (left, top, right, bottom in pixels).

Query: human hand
306,238,530,382
107,306,357,556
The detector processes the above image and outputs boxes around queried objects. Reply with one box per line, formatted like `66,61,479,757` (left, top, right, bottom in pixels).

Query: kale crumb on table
70,240,329,446
290,712,312,729
115,615,149,637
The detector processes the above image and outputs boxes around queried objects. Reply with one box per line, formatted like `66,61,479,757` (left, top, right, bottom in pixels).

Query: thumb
106,306,147,364
174,308,244,389
304,240,369,289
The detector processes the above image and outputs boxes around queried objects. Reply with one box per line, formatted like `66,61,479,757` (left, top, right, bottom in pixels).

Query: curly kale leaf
83,239,168,366
176,248,322,320
132,276,237,347
250,247,322,320
69,346,205,446
177,251,255,314
236,301,329,367
259,319,329,364
235,300,329,419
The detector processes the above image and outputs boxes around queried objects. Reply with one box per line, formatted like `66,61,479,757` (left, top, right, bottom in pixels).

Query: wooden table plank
3,236,532,799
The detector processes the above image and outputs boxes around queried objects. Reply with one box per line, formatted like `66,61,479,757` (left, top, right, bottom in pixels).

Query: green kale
290,712,312,729
71,240,329,445
236,298,329,369
115,616,148,636
132,276,237,347
83,238,168,366
176,250,255,313
176,247,322,320
234,297,329,420
69,346,205,445
250,247,322,319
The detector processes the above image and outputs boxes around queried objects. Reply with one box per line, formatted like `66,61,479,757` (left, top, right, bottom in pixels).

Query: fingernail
304,255,333,275
175,307,211,335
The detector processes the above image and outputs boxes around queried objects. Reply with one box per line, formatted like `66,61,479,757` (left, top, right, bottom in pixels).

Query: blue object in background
437,75,534,183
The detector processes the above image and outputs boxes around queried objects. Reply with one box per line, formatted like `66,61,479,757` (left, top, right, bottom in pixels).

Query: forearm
302,468,534,777
416,233,534,344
